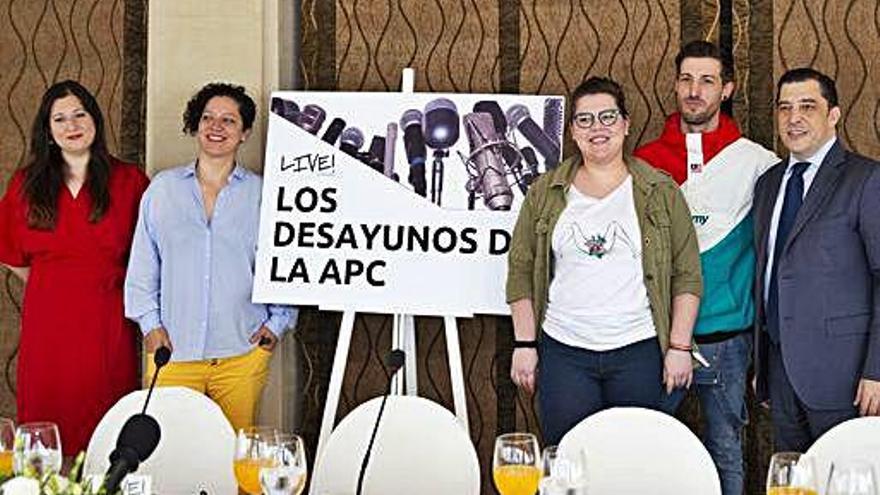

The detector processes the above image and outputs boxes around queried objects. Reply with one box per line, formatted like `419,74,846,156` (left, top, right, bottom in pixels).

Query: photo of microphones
269,91,564,211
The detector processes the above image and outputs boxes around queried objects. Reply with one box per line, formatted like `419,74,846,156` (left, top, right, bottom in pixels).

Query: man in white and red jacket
635,41,777,495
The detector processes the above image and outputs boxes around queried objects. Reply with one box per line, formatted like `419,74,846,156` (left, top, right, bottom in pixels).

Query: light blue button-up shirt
124,162,296,361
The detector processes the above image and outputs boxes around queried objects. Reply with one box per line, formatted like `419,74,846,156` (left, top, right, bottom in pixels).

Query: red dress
0,159,148,455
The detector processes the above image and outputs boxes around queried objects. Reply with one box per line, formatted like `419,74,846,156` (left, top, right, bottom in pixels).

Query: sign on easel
254,90,564,316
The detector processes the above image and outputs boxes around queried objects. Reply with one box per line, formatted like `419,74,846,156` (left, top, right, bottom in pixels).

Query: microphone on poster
461,112,513,211
542,97,565,148
340,127,365,159
321,117,347,145
296,104,326,134
270,97,299,124
399,109,427,197
506,103,560,170
384,123,398,180
423,98,460,206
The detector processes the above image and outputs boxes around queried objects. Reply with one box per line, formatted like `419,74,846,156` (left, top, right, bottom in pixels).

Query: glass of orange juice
0,417,13,477
234,427,277,495
766,452,818,495
493,432,541,495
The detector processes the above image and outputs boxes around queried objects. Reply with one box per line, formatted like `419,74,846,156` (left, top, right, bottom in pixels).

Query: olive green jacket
505,154,703,354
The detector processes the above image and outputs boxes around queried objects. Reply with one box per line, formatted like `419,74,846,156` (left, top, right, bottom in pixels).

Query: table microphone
103,346,171,493
142,346,171,414
356,349,405,495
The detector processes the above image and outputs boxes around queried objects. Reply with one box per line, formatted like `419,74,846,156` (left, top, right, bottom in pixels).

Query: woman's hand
663,348,693,394
250,326,279,351
144,326,172,354
511,348,539,395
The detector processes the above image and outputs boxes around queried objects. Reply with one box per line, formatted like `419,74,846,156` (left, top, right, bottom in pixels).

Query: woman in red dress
0,80,148,455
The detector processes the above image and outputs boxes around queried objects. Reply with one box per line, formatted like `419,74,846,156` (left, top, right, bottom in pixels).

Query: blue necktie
767,161,810,342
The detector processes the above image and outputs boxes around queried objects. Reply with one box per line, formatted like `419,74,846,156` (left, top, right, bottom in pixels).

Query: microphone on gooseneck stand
103,346,171,494
356,349,405,495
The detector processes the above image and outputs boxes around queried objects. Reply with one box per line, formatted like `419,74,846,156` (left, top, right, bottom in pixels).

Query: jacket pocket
825,312,870,337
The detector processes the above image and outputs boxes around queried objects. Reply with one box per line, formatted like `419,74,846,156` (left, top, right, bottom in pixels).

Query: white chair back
558,407,721,495
85,386,236,495
311,395,480,495
805,416,880,494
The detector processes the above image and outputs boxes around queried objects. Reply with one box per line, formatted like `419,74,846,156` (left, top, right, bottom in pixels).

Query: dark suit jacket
753,139,880,410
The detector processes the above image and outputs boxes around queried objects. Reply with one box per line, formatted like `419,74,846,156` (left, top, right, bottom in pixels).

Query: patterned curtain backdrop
296,1,880,494
0,0,147,418
775,0,880,157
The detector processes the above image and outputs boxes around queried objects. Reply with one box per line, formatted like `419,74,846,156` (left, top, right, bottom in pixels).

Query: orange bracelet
669,342,693,352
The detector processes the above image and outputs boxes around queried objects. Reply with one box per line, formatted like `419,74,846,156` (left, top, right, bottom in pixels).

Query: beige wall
146,0,297,429
147,0,293,173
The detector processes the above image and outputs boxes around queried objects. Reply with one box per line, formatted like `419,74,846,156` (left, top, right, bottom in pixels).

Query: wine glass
260,433,308,495
234,427,277,495
0,418,14,477
826,460,877,495
766,452,818,495
539,446,588,495
13,422,62,477
493,433,541,495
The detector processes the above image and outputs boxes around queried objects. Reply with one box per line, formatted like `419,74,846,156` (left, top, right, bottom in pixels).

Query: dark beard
681,109,713,126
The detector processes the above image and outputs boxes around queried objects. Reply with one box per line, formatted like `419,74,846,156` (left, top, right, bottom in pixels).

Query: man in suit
754,68,880,452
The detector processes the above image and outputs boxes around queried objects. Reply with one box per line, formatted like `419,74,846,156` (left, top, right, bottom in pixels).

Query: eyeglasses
572,109,622,129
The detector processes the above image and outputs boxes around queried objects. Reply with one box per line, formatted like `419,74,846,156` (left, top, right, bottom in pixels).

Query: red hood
634,112,742,185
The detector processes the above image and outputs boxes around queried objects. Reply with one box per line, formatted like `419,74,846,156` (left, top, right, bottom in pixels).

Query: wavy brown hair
22,80,112,230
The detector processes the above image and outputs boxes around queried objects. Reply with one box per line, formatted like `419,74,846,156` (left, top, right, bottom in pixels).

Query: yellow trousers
144,347,272,432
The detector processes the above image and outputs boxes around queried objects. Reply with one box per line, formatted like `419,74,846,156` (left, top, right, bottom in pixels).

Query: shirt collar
182,160,248,182
788,135,837,172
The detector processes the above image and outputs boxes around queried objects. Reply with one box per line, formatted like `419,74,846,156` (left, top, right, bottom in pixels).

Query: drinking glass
766,452,818,495
0,418,14,477
826,460,877,495
493,433,541,495
234,427,277,495
539,446,588,495
260,433,308,495
13,422,62,477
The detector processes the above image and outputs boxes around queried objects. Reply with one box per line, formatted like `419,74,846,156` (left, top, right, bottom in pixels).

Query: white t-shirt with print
542,176,656,351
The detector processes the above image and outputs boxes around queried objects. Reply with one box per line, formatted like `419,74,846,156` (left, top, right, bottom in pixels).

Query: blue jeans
662,331,751,495
538,335,663,446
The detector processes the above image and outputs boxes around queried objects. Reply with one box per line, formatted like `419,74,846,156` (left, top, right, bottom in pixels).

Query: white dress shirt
763,136,837,303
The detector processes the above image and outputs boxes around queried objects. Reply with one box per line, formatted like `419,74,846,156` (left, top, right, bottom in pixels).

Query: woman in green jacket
506,77,702,445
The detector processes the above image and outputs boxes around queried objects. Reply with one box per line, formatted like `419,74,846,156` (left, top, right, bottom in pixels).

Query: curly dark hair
182,82,256,135
23,80,112,229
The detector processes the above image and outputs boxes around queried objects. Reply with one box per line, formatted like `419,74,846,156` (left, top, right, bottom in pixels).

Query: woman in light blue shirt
124,82,295,430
